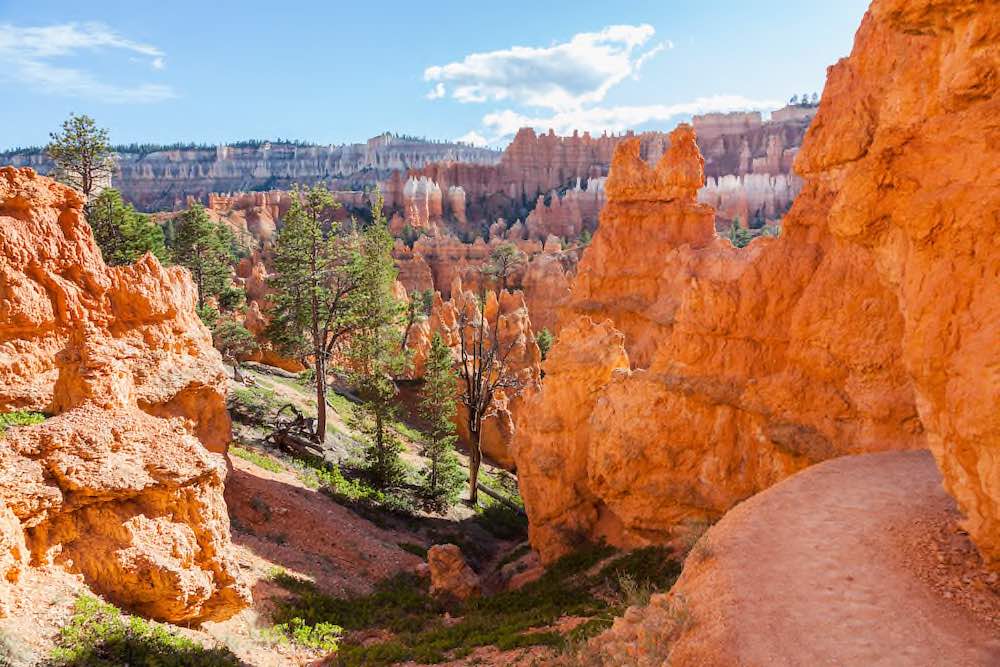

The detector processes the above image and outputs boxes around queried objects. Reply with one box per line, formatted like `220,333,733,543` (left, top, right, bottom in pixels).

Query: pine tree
88,188,168,266
266,185,360,443
344,189,408,488
537,328,554,360
46,113,114,207
212,317,258,381
171,203,236,310
418,332,464,510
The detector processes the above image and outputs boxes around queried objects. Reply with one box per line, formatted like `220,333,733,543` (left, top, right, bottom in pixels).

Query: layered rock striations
0,167,250,620
515,122,927,564
3,135,500,212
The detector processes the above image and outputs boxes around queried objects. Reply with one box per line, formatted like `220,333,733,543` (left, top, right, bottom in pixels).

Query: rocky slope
0,167,250,621
515,0,998,568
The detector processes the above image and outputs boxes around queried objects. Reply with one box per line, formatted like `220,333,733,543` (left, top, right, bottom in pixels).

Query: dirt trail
598,451,1000,666
679,451,1000,665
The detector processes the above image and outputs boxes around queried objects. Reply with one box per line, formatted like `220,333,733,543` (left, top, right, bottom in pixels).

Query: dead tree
265,403,324,459
456,281,527,503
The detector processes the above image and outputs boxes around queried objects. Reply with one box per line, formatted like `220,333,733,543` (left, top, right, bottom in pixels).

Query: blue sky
0,1,870,150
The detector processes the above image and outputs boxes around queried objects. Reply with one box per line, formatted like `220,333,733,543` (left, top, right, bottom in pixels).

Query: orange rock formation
517,0,999,567
515,121,926,563
0,167,250,620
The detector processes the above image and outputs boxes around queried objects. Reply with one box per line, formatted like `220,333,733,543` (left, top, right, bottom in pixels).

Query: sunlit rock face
518,0,1000,567
0,167,250,621
515,120,929,564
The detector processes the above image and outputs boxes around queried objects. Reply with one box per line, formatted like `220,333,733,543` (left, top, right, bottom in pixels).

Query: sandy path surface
698,451,1000,665
595,451,1000,666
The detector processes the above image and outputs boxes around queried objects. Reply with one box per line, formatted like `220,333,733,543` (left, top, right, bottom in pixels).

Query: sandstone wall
515,123,926,563
0,167,250,620
516,0,999,566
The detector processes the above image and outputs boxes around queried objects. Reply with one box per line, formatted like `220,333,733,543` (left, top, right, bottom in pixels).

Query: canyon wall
0,167,250,620
2,134,500,212
516,0,999,567
514,123,926,564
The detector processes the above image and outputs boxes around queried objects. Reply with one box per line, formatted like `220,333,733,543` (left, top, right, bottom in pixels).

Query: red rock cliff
0,167,250,620
516,0,999,567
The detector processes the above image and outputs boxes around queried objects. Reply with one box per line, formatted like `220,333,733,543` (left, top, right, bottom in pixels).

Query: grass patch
0,410,45,436
45,595,238,666
269,542,683,666
230,445,285,474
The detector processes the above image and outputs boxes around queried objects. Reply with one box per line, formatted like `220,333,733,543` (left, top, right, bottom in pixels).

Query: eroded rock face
517,0,999,567
802,0,999,565
515,122,927,563
0,167,250,620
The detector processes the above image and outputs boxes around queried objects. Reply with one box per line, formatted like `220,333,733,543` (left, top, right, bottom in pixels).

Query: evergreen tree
266,185,360,443
536,328,554,360
88,188,167,266
46,113,114,207
171,203,237,310
728,218,753,249
418,332,464,510
212,317,258,381
345,190,408,488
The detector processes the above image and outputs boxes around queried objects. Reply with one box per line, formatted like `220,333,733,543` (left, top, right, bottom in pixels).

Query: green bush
474,500,528,540
0,411,45,436
45,595,238,666
265,617,341,651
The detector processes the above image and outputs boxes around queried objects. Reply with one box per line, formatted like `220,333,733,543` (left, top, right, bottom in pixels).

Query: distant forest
0,133,492,159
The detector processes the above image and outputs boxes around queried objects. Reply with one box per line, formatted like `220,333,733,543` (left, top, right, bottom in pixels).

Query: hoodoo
0,167,249,622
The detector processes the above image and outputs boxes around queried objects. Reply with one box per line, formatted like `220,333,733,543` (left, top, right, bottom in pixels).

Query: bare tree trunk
315,354,327,443
469,422,482,504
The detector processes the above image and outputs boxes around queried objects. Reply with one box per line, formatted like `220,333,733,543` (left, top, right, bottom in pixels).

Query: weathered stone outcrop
515,121,926,563
0,167,250,620
517,0,999,566
427,544,481,602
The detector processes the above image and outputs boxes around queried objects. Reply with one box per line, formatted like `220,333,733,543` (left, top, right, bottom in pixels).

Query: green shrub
45,595,238,666
474,500,528,540
0,411,45,436
265,617,341,651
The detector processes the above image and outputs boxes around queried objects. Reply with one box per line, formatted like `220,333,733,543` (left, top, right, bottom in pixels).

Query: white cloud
477,95,783,144
425,82,445,100
424,24,665,111
0,22,175,103
455,130,490,147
